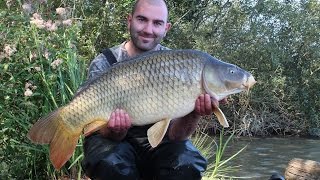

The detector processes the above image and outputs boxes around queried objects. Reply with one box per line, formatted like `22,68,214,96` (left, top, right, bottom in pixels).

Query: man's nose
143,22,153,34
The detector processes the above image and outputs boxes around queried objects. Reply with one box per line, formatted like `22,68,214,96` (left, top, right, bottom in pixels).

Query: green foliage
1,0,89,178
1,0,320,179
180,0,320,136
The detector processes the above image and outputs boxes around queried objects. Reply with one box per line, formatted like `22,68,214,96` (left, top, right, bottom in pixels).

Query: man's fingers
119,109,130,130
195,94,213,116
108,109,120,132
124,113,132,128
195,97,201,113
199,94,205,115
115,109,121,126
108,108,132,132
204,94,211,115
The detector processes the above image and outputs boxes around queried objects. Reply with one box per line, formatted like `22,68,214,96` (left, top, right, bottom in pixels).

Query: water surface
220,137,320,179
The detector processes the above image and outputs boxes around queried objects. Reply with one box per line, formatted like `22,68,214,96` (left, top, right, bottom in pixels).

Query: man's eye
137,18,145,22
154,22,163,26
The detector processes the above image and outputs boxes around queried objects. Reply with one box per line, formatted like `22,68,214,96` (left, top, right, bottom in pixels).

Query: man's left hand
194,94,227,116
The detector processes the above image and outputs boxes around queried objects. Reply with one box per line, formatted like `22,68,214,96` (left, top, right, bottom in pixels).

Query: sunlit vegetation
1,0,319,179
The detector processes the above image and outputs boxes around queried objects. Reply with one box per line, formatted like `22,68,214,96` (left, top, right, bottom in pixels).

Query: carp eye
229,69,235,74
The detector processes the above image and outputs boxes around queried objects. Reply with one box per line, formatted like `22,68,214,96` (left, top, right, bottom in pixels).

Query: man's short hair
131,0,169,21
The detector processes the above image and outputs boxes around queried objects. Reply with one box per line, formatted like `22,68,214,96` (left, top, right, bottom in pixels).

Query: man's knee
154,140,207,180
156,156,207,180
171,152,207,179
90,152,139,180
82,135,139,180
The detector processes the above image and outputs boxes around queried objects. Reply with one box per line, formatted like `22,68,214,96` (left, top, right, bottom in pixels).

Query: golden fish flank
27,49,256,169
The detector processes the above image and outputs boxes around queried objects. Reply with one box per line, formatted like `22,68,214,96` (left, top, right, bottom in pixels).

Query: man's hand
99,109,132,141
168,94,227,141
195,94,214,116
195,94,227,116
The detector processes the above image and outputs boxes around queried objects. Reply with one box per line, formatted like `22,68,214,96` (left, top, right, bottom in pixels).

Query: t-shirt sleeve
87,53,111,80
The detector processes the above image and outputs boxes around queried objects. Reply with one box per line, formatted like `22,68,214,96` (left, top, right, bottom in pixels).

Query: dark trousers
81,127,207,180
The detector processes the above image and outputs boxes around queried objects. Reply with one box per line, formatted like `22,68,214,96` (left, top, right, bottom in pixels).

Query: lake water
219,137,320,179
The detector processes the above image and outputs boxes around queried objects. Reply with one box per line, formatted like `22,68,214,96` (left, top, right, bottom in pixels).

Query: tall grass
192,127,247,180
26,24,88,180
14,28,86,178
0,1,93,178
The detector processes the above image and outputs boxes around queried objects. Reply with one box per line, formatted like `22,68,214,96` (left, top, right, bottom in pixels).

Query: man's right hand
99,109,132,141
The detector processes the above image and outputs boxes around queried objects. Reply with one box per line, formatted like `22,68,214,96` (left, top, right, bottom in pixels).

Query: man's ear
127,14,133,29
164,22,171,36
165,22,172,32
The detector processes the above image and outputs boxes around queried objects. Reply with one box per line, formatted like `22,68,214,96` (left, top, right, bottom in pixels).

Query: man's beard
130,30,162,51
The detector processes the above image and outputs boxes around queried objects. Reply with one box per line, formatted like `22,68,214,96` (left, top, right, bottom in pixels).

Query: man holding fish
83,0,218,180
27,0,256,179
81,0,214,179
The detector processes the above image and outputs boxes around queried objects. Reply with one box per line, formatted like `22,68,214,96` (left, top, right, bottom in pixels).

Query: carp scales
28,49,256,169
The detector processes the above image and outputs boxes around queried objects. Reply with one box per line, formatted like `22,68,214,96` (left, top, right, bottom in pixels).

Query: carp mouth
244,75,256,91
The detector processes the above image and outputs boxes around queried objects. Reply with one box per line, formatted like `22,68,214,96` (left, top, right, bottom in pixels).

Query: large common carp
28,49,256,169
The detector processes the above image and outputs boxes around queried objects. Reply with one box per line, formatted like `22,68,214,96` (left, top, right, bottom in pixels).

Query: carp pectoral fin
83,119,107,136
147,118,171,148
27,108,81,169
213,107,230,128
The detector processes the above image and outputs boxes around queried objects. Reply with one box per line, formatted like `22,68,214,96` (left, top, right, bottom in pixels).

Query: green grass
192,128,247,180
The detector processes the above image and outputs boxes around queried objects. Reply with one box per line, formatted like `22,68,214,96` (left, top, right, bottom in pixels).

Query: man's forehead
133,0,168,22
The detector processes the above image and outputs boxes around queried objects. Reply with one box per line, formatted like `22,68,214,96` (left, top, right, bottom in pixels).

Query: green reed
34,28,87,179
192,127,247,180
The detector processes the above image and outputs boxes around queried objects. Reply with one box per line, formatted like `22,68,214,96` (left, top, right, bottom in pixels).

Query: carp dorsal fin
147,118,171,148
213,107,229,128
83,119,108,136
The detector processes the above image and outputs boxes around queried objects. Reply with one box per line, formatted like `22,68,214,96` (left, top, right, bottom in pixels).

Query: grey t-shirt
87,42,170,80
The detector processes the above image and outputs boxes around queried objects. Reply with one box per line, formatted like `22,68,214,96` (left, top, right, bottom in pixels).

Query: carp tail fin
27,108,81,169
49,124,80,170
27,109,63,144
